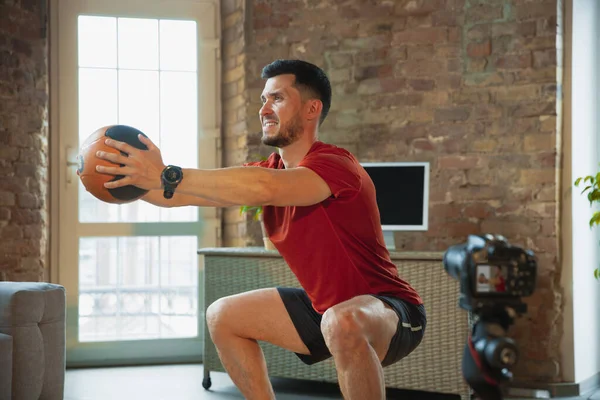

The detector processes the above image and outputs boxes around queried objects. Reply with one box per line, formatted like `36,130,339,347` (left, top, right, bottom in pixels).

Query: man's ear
305,99,323,122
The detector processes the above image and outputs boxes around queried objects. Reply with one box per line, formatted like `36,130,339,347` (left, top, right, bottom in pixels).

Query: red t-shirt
245,141,422,313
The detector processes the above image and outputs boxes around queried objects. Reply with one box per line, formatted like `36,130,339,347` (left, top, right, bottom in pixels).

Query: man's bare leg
321,296,399,400
206,288,310,400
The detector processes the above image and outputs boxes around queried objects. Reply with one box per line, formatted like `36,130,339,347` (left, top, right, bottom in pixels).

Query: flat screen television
361,162,430,233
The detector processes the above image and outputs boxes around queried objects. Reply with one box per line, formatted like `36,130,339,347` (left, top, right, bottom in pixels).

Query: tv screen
361,162,429,231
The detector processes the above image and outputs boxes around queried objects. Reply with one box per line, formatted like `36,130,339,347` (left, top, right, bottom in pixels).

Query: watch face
164,166,182,183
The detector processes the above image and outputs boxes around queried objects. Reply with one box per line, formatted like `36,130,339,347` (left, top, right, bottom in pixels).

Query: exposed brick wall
221,0,250,247
2,0,564,385
225,0,562,384
221,0,272,247
0,1,49,282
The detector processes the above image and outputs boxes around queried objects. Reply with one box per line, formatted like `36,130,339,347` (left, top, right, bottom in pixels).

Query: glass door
50,0,221,366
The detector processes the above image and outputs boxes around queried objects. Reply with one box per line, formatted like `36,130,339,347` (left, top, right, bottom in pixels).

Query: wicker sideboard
198,247,471,399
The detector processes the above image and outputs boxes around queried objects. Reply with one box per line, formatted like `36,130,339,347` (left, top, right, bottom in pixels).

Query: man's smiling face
259,74,304,148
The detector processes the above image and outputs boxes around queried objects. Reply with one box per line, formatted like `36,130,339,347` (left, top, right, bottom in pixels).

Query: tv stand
383,230,396,251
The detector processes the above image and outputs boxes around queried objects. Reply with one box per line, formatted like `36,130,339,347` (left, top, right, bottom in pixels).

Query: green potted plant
574,170,600,279
239,205,276,251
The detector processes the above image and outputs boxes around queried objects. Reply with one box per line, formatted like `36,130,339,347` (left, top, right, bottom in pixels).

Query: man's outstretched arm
94,135,332,208
176,166,332,207
140,189,235,208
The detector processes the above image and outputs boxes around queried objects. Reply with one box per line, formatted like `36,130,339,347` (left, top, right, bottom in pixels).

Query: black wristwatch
161,165,184,199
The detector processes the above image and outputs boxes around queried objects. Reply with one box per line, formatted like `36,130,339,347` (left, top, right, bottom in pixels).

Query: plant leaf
595,268,600,280
590,211,600,228
581,185,592,194
575,177,583,186
589,190,600,203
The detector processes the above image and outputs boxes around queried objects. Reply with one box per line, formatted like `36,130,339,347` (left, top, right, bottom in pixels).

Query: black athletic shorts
277,287,427,367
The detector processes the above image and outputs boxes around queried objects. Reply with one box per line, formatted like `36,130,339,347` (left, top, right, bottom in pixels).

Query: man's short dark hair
261,59,332,126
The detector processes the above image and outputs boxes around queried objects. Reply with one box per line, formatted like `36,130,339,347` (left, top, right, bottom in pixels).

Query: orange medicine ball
77,125,149,204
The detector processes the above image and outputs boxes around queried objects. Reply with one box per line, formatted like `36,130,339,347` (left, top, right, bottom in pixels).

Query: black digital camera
443,234,537,314
443,234,538,400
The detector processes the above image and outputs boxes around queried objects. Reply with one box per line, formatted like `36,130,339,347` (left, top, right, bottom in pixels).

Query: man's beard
261,113,303,148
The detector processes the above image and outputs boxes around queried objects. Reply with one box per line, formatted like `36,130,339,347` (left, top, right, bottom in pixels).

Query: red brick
462,202,494,219
539,116,556,132
471,105,503,121
397,59,447,76
466,4,504,23
392,27,448,46
394,0,446,17
407,14,433,28
467,40,492,58
448,27,461,43
342,34,391,49
532,152,557,168
524,133,555,151
410,138,435,152
493,84,540,103
432,11,464,27
453,89,490,105
422,91,449,106
438,155,482,169
407,45,434,60
253,14,290,30
467,24,491,41
434,106,471,122
492,21,537,37
515,1,558,21
540,219,557,236
408,79,435,91
436,74,462,90
537,16,558,37
533,49,557,68
452,185,508,201
430,203,462,219
519,169,555,185
480,219,541,237
372,93,424,108
496,53,532,69
464,72,505,87
513,36,556,51
445,221,480,236
512,67,557,84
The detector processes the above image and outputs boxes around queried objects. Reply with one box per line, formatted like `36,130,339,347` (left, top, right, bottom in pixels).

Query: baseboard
507,371,600,398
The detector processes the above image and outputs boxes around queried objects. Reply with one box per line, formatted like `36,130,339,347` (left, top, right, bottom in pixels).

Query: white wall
562,0,600,384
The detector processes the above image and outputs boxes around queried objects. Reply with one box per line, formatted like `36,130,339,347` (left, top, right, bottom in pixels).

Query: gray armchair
0,282,66,400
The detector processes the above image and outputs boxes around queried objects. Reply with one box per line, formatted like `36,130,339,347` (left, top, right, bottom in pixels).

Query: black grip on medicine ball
105,125,149,150
104,125,150,202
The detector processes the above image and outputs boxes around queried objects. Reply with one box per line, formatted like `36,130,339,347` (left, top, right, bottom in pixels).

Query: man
95,59,426,400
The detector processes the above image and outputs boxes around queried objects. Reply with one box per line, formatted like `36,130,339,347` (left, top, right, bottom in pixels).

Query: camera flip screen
475,264,508,294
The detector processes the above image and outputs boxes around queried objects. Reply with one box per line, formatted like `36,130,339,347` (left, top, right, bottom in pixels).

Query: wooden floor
64,363,600,400
63,364,460,400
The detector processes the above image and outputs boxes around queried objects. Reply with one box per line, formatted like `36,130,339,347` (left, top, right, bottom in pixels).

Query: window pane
160,71,198,168
78,16,117,68
159,20,197,71
78,236,198,342
77,21,198,223
78,68,118,143
118,70,160,140
118,18,159,70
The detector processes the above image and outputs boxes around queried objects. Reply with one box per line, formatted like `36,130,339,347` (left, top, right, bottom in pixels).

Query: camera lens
484,337,518,369
443,243,467,280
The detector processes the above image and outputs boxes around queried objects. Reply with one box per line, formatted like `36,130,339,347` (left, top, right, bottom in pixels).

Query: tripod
462,305,523,400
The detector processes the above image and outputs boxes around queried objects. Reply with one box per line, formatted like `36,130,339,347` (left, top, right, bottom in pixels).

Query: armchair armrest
0,282,66,400
0,333,12,399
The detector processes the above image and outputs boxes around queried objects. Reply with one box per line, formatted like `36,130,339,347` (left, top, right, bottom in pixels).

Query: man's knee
321,305,369,354
205,297,231,338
